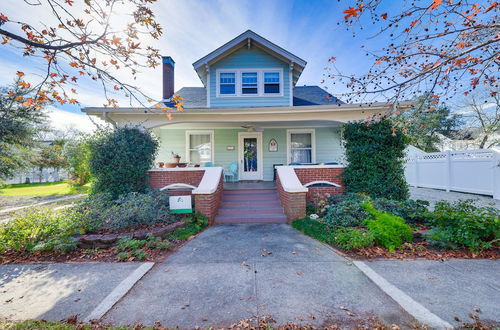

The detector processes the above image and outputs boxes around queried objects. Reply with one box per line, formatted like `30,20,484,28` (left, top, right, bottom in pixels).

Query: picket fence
405,149,500,200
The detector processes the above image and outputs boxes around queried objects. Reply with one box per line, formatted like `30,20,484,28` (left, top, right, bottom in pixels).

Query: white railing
405,149,500,200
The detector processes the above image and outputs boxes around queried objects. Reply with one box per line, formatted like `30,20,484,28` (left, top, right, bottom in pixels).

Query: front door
238,132,263,180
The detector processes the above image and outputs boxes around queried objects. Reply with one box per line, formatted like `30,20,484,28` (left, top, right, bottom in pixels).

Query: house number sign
169,195,192,214
268,139,278,152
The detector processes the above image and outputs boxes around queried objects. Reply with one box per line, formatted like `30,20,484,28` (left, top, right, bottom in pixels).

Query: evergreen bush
89,127,158,198
342,118,409,200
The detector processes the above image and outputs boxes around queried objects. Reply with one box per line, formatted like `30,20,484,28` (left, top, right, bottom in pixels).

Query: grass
0,181,89,197
291,218,336,245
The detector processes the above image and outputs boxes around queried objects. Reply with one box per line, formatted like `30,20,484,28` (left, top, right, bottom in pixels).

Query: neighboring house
3,140,68,185
435,131,500,151
83,30,409,182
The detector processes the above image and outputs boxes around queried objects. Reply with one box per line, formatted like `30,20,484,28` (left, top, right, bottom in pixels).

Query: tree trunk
479,135,488,149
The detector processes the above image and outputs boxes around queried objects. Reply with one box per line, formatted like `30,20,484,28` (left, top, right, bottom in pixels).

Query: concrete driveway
103,224,414,328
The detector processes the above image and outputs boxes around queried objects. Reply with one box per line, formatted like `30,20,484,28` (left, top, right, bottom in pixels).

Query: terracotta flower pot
165,162,177,168
173,156,181,163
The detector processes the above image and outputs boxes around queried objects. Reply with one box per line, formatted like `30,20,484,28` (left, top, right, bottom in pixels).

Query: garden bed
0,221,204,265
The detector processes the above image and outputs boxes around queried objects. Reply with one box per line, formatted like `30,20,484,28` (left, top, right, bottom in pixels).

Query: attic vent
303,181,341,188
160,183,196,191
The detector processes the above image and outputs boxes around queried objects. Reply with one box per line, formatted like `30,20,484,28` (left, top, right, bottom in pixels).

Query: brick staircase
215,188,288,224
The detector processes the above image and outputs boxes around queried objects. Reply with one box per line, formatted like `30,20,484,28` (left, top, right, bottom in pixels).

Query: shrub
292,218,336,245
324,193,371,229
342,119,409,201
332,228,375,250
89,127,158,198
64,136,92,186
170,214,208,240
373,198,429,224
424,200,499,252
116,237,145,252
0,208,84,253
73,191,172,231
362,202,414,252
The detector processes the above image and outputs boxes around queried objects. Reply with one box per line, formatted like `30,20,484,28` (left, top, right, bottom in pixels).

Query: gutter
83,101,413,115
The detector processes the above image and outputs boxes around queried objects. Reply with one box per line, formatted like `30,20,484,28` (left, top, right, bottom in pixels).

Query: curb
82,262,154,322
353,261,453,329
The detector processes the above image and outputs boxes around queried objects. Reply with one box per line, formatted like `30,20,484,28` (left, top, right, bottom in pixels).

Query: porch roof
82,101,413,130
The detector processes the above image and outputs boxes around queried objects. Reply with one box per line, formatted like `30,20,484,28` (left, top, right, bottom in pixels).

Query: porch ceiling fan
241,124,264,132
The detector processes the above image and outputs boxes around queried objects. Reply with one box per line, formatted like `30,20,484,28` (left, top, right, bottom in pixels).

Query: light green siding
155,127,343,181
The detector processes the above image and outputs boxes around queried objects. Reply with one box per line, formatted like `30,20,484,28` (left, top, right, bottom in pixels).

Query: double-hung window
219,72,236,95
241,72,258,94
186,131,214,164
288,130,315,164
264,72,280,94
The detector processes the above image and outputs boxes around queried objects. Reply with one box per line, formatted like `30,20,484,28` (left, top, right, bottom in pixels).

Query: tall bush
89,127,158,198
342,118,409,201
65,136,92,186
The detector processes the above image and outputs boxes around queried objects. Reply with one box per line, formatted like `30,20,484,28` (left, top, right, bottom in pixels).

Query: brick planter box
294,166,345,203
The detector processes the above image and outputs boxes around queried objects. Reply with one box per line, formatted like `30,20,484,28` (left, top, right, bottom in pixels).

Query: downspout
103,111,117,128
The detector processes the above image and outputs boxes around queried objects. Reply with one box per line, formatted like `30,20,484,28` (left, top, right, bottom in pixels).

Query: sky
0,0,393,133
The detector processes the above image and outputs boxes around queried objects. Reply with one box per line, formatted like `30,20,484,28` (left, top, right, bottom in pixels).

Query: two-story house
83,30,409,223
84,30,402,181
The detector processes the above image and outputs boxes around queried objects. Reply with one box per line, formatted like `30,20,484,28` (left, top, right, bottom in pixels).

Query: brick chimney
162,56,175,100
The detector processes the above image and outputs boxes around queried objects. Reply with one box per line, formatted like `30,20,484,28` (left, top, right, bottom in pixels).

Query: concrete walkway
410,187,500,208
0,225,498,328
103,224,413,328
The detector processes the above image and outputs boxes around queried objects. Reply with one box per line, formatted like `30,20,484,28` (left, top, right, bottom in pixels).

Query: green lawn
0,181,89,197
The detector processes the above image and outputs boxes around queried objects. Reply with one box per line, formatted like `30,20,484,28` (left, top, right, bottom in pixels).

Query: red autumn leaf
484,1,498,13
343,7,362,19
410,20,418,27
113,85,120,90
69,61,79,67
71,76,77,82
111,35,122,47
7,92,14,97
16,71,25,77
69,98,77,104
78,71,85,75
22,98,35,107
49,73,57,77
65,0,74,5
1,37,9,45
456,41,468,49
0,13,8,22
430,0,442,11
381,13,388,20
375,58,383,65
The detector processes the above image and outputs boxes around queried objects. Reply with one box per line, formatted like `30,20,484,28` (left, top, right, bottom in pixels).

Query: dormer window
264,71,280,94
216,69,283,97
219,72,236,95
241,72,258,94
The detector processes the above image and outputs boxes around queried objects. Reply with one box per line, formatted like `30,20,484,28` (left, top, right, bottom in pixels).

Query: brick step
221,200,282,208
218,206,284,215
223,189,277,195
222,193,278,201
215,214,288,224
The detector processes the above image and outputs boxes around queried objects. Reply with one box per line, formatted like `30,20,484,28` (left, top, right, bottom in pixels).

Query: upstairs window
241,72,258,94
219,72,236,95
264,72,280,94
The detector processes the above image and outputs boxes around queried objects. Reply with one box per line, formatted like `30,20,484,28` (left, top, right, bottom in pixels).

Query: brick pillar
194,173,224,225
276,176,307,222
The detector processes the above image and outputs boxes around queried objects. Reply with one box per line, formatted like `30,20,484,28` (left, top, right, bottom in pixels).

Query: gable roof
192,30,307,87
166,86,342,109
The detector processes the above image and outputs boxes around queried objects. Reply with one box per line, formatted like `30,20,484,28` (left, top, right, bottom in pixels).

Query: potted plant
171,151,181,163
158,162,164,168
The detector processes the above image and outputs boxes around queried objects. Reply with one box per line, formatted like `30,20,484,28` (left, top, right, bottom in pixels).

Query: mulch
340,241,499,261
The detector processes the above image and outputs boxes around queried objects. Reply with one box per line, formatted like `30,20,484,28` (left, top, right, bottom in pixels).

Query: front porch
148,165,344,224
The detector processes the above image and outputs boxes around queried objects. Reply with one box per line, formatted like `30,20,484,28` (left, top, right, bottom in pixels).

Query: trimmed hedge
342,119,409,201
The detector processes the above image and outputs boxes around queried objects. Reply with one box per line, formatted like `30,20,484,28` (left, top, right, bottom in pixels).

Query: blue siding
154,127,343,181
209,47,290,108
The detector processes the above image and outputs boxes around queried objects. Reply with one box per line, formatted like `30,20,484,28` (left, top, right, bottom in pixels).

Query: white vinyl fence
405,149,500,200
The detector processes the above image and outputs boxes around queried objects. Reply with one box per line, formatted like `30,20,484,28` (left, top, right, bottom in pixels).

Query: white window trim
216,68,283,98
185,130,215,164
287,129,316,164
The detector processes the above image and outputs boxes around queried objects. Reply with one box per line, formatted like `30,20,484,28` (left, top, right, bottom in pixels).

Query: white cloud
45,106,106,133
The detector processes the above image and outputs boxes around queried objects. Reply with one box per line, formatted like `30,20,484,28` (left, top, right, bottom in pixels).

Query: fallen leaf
296,272,303,276
340,306,348,310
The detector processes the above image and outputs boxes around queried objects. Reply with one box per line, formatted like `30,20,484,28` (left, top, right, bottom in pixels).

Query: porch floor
224,181,276,190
